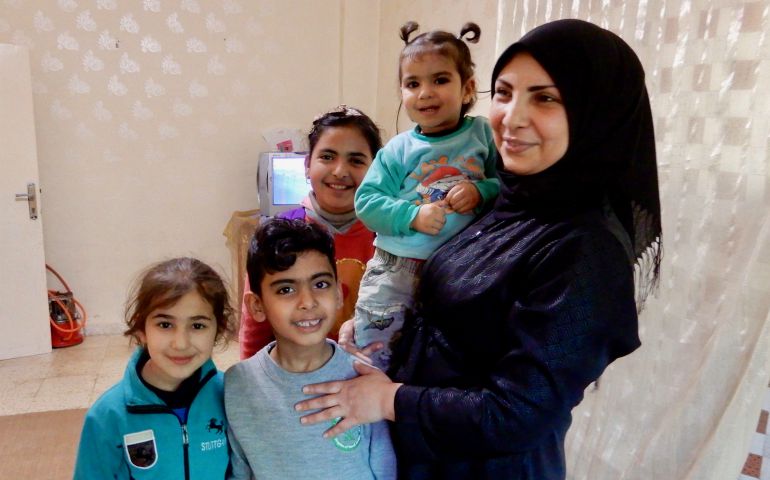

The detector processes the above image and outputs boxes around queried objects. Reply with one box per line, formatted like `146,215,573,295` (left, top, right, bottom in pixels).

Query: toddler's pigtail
400,21,419,44
459,22,481,44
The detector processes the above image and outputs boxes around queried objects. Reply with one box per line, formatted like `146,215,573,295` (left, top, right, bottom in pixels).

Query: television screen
257,152,311,216
271,155,308,205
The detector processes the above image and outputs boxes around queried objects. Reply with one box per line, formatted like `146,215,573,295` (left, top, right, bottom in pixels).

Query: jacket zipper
182,423,190,480
126,369,217,480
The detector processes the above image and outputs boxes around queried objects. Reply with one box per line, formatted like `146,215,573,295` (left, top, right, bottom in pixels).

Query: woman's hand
337,319,384,363
296,361,402,438
445,181,481,214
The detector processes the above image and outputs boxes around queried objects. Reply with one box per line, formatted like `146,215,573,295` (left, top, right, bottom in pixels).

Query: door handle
15,182,38,219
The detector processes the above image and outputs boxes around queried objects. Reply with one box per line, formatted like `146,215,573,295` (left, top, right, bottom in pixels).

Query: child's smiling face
248,250,341,354
137,290,218,391
306,126,373,214
400,52,475,134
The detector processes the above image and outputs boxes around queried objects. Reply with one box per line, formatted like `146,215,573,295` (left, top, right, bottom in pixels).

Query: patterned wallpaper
1,0,321,159
0,1,351,330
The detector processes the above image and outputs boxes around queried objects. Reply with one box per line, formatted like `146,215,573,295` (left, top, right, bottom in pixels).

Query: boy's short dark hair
247,218,336,295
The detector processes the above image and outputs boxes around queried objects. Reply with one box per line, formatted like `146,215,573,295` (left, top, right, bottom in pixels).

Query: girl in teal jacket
74,257,234,479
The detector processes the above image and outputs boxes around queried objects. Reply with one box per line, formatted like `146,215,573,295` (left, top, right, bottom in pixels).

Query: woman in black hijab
296,19,662,479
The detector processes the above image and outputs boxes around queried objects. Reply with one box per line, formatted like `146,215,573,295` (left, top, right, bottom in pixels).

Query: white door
0,44,51,360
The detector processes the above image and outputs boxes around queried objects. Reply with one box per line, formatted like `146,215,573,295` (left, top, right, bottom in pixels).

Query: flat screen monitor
256,152,311,216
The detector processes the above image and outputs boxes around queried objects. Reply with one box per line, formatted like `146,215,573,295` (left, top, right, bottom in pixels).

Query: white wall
0,0,379,333
341,0,381,117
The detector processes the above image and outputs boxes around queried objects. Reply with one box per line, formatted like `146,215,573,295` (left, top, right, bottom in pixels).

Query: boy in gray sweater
224,218,396,480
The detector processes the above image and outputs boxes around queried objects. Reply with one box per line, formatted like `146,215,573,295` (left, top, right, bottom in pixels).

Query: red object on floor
50,311,84,348
47,265,86,348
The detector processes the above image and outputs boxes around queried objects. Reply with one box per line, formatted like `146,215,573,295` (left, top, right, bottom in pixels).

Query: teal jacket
74,348,229,479
355,116,499,259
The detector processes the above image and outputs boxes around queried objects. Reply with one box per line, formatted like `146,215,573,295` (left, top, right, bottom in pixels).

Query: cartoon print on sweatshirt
409,155,485,205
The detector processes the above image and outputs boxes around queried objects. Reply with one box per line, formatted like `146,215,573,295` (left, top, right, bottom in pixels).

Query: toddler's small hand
338,319,382,362
411,202,447,235
445,181,481,214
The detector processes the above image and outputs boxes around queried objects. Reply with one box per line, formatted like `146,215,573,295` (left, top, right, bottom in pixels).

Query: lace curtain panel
495,0,770,478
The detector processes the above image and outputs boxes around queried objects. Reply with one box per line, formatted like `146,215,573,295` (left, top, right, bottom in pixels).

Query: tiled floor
0,334,240,416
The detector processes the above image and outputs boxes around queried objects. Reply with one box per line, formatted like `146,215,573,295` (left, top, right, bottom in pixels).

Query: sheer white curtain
494,0,770,478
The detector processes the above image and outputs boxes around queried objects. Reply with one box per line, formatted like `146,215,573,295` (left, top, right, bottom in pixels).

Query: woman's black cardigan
390,198,640,480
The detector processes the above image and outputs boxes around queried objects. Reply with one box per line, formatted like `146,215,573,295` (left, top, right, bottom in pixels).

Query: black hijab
491,19,662,309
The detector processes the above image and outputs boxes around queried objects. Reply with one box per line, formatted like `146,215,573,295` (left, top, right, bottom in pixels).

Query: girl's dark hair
246,218,336,295
124,257,234,345
306,105,383,168
399,21,481,115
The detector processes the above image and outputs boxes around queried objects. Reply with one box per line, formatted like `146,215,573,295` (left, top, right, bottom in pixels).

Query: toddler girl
354,21,499,370
74,257,234,479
